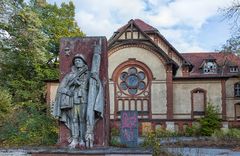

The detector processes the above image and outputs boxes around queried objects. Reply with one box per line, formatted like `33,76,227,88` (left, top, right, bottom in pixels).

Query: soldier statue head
72,54,87,67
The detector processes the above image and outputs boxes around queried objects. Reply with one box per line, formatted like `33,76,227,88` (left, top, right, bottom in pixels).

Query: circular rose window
118,67,147,95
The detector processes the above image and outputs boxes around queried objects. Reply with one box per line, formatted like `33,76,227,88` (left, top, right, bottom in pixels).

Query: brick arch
112,59,153,119
191,88,207,119
112,59,153,81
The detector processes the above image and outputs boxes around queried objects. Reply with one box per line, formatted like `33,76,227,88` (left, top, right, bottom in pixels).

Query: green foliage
30,0,85,65
212,128,240,141
111,127,120,136
221,36,240,56
155,129,179,138
183,104,221,137
0,88,12,124
142,129,175,156
185,125,200,136
199,104,221,136
0,0,84,147
142,130,162,156
0,103,58,147
109,127,125,147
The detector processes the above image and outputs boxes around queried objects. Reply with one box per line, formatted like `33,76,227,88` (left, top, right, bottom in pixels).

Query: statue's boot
69,139,78,149
79,121,86,147
69,120,79,148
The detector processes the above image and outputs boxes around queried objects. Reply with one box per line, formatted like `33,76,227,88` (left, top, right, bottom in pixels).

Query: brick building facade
46,19,240,134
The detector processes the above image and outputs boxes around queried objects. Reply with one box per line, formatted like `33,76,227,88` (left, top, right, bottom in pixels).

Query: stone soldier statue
53,54,89,148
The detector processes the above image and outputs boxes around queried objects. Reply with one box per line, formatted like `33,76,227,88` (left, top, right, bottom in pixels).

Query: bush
109,127,125,147
185,125,200,136
0,103,58,147
198,103,221,136
142,130,162,156
0,89,12,124
155,129,178,138
212,128,240,141
142,129,175,156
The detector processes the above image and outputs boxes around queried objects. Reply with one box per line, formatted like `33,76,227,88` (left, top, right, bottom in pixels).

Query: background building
46,19,240,134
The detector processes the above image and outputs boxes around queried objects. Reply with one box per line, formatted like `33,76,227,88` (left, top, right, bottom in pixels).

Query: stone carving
85,40,104,148
52,40,104,149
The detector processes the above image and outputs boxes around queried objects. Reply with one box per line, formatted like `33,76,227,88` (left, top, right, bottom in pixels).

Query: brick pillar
221,80,227,120
166,64,173,119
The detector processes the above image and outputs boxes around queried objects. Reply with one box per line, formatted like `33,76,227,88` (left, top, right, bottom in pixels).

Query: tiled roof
182,52,240,76
116,19,157,33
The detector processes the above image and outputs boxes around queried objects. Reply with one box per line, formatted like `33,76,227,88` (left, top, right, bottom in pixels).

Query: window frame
191,88,207,119
235,103,240,120
203,61,218,74
230,66,239,73
234,82,240,97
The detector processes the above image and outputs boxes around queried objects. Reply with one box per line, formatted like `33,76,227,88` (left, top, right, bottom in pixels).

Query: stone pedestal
58,37,109,147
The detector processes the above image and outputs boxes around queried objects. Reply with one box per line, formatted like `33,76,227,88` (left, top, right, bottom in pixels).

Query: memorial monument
52,37,109,148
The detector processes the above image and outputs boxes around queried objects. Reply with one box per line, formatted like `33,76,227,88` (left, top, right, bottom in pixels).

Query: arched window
191,88,206,119
234,82,240,97
235,103,240,120
112,59,153,119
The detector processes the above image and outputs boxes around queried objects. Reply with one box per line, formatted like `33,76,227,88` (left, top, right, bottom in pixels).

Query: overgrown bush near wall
198,103,221,136
142,129,176,156
182,104,221,137
212,128,240,141
142,130,162,156
110,127,124,147
185,124,200,136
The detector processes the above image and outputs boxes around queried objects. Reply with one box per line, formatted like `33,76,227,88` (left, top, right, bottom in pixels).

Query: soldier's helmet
72,54,87,65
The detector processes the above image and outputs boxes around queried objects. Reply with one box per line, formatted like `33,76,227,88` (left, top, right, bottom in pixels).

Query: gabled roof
116,19,158,33
109,19,192,68
182,52,240,77
108,19,181,75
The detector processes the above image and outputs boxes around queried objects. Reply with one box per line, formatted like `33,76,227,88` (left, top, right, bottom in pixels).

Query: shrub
0,103,58,147
185,125,200,136
0,89,12,124
109,127,125,147
212,128,240,141
142,129,175,156
198,103,221,136
142,130,162,156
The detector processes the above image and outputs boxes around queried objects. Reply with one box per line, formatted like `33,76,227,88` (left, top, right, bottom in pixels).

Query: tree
0,0,85,146
30,0,85,66
222,0,240,32
220,0,240,56
199,104,221,136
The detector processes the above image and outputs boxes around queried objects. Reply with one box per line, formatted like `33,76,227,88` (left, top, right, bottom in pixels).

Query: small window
235,82,240,97
230,66,239,73
203,61,217,74
235,103,240,120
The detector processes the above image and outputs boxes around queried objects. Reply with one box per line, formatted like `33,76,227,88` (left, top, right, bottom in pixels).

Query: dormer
200,55,218,74
229,66,239,73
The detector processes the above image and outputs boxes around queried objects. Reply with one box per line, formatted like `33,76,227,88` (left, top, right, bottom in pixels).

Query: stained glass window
119,67,146,95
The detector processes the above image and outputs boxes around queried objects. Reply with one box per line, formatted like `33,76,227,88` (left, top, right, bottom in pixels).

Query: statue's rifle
67,66,88,87
86,39,102,148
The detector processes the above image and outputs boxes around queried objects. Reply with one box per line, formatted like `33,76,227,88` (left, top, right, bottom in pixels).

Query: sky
46,0,235,53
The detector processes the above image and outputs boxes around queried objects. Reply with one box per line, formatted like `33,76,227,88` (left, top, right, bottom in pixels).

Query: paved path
166,147,240,156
